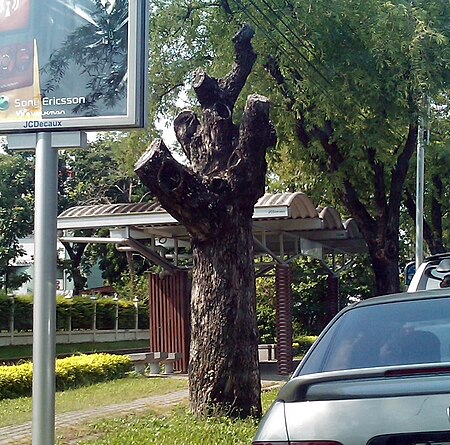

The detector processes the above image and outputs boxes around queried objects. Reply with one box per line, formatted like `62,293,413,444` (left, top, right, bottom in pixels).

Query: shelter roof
57,192,367,259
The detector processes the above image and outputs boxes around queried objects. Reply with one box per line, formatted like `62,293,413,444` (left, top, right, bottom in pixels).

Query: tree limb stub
220,24,257,106
193,24,257,111
174,110,201,162
134,139,225,240
193,69,221,109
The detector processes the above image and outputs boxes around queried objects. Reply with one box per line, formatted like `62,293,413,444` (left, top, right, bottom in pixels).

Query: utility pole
415,97,429,270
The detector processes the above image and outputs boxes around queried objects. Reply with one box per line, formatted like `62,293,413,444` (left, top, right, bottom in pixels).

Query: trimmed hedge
0,361,33,400
0,353,133,400
293,335,318,356
1,295,149,332
0,296,12,331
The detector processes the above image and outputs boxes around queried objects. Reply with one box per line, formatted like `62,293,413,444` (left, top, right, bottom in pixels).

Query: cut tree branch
220,24,257,106
134,139,219,239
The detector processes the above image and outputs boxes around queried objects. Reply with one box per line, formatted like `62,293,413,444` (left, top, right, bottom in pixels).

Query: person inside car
440,275,450,288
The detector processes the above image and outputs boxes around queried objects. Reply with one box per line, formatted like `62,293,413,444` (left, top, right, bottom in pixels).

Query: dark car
253,288,450,445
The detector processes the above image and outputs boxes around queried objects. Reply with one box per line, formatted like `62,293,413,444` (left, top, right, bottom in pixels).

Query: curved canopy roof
58,192,367,269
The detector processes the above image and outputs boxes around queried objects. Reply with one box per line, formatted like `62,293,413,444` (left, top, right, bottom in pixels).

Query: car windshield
298,296,450,376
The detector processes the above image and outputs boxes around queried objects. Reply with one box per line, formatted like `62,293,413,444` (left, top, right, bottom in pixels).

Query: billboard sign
0,0,147,134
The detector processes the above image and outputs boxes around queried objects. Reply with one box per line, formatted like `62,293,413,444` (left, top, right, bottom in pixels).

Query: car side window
297,297,450,376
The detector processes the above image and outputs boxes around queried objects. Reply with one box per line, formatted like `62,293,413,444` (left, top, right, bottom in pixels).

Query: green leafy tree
57,135,154,294
403,98,449,255
256,256,375,341
246,0,449,294
59,135,149,209
147,0,450,295
0,153,34,292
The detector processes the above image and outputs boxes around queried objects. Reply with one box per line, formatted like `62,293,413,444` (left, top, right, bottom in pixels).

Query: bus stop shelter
57,192,367,374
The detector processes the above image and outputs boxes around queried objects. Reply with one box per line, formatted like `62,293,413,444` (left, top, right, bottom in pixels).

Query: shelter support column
149,271,190,373
275,264,293,375
325,273,339,323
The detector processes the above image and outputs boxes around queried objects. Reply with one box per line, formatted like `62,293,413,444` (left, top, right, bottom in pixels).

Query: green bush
293,335,318,356
71,296,95,329
5,295,149,333
55,353,132,391
13,296,33,331
137,302,149,329
95,299,116,330
0,295,12,331
256,304,276,344
0,353,132,400
56,296,73,330
118,300,136,329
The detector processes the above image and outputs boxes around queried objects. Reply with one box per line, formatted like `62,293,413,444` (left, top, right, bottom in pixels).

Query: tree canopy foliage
147,0,449,294
57,134,154,294
0,152,34,292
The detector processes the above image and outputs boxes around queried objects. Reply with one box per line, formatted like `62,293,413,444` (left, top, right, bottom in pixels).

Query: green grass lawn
1,356,281,445
55,389,278,445
0,375,187,428
0,339,149,361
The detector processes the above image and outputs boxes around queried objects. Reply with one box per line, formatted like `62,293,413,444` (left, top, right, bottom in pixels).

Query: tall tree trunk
293,117,417,295
61,241,88,295
190,215,261,417
364,226,401,295
135,25,275,418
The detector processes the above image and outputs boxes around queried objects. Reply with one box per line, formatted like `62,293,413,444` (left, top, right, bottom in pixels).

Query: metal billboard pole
1,2,148,443
8,131,87,445
32,132,58,445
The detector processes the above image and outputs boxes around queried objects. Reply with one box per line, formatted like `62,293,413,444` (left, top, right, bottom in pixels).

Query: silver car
253,288,450,445
407,253,450,292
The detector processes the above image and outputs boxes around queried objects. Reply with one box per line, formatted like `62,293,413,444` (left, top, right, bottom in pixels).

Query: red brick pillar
325,273,339,322
275,264,293,375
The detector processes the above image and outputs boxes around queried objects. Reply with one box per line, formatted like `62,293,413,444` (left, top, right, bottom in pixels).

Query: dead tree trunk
135,25,276,418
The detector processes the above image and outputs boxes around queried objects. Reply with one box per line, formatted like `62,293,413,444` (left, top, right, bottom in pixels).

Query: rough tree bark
135,25,276,418
266,57,418,295
295,116,416,295
61,241,88,295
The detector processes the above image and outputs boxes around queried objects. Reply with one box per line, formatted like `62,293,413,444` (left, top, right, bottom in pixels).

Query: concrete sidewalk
0,389,189,445
0,372,286,445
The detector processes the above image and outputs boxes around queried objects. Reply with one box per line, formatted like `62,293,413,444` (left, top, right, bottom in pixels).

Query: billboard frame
0,0,148,134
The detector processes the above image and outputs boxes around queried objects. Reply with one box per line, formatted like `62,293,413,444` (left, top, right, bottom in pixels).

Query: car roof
349,288,450,310
423,252,450,262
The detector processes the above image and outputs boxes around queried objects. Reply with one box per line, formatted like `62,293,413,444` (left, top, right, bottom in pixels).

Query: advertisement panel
0,0,147,134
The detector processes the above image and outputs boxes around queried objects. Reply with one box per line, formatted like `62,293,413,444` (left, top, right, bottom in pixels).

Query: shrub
0,295,12,331
0,362,33,400
118,300,136,329
256,304,276,344
13,296,33,331
71,296,95,329
0,353,132,400
5,295,149,334
56,296,73,330
293,335,318,356
137,302,149,329
95,299,116,330
55,353,132,391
